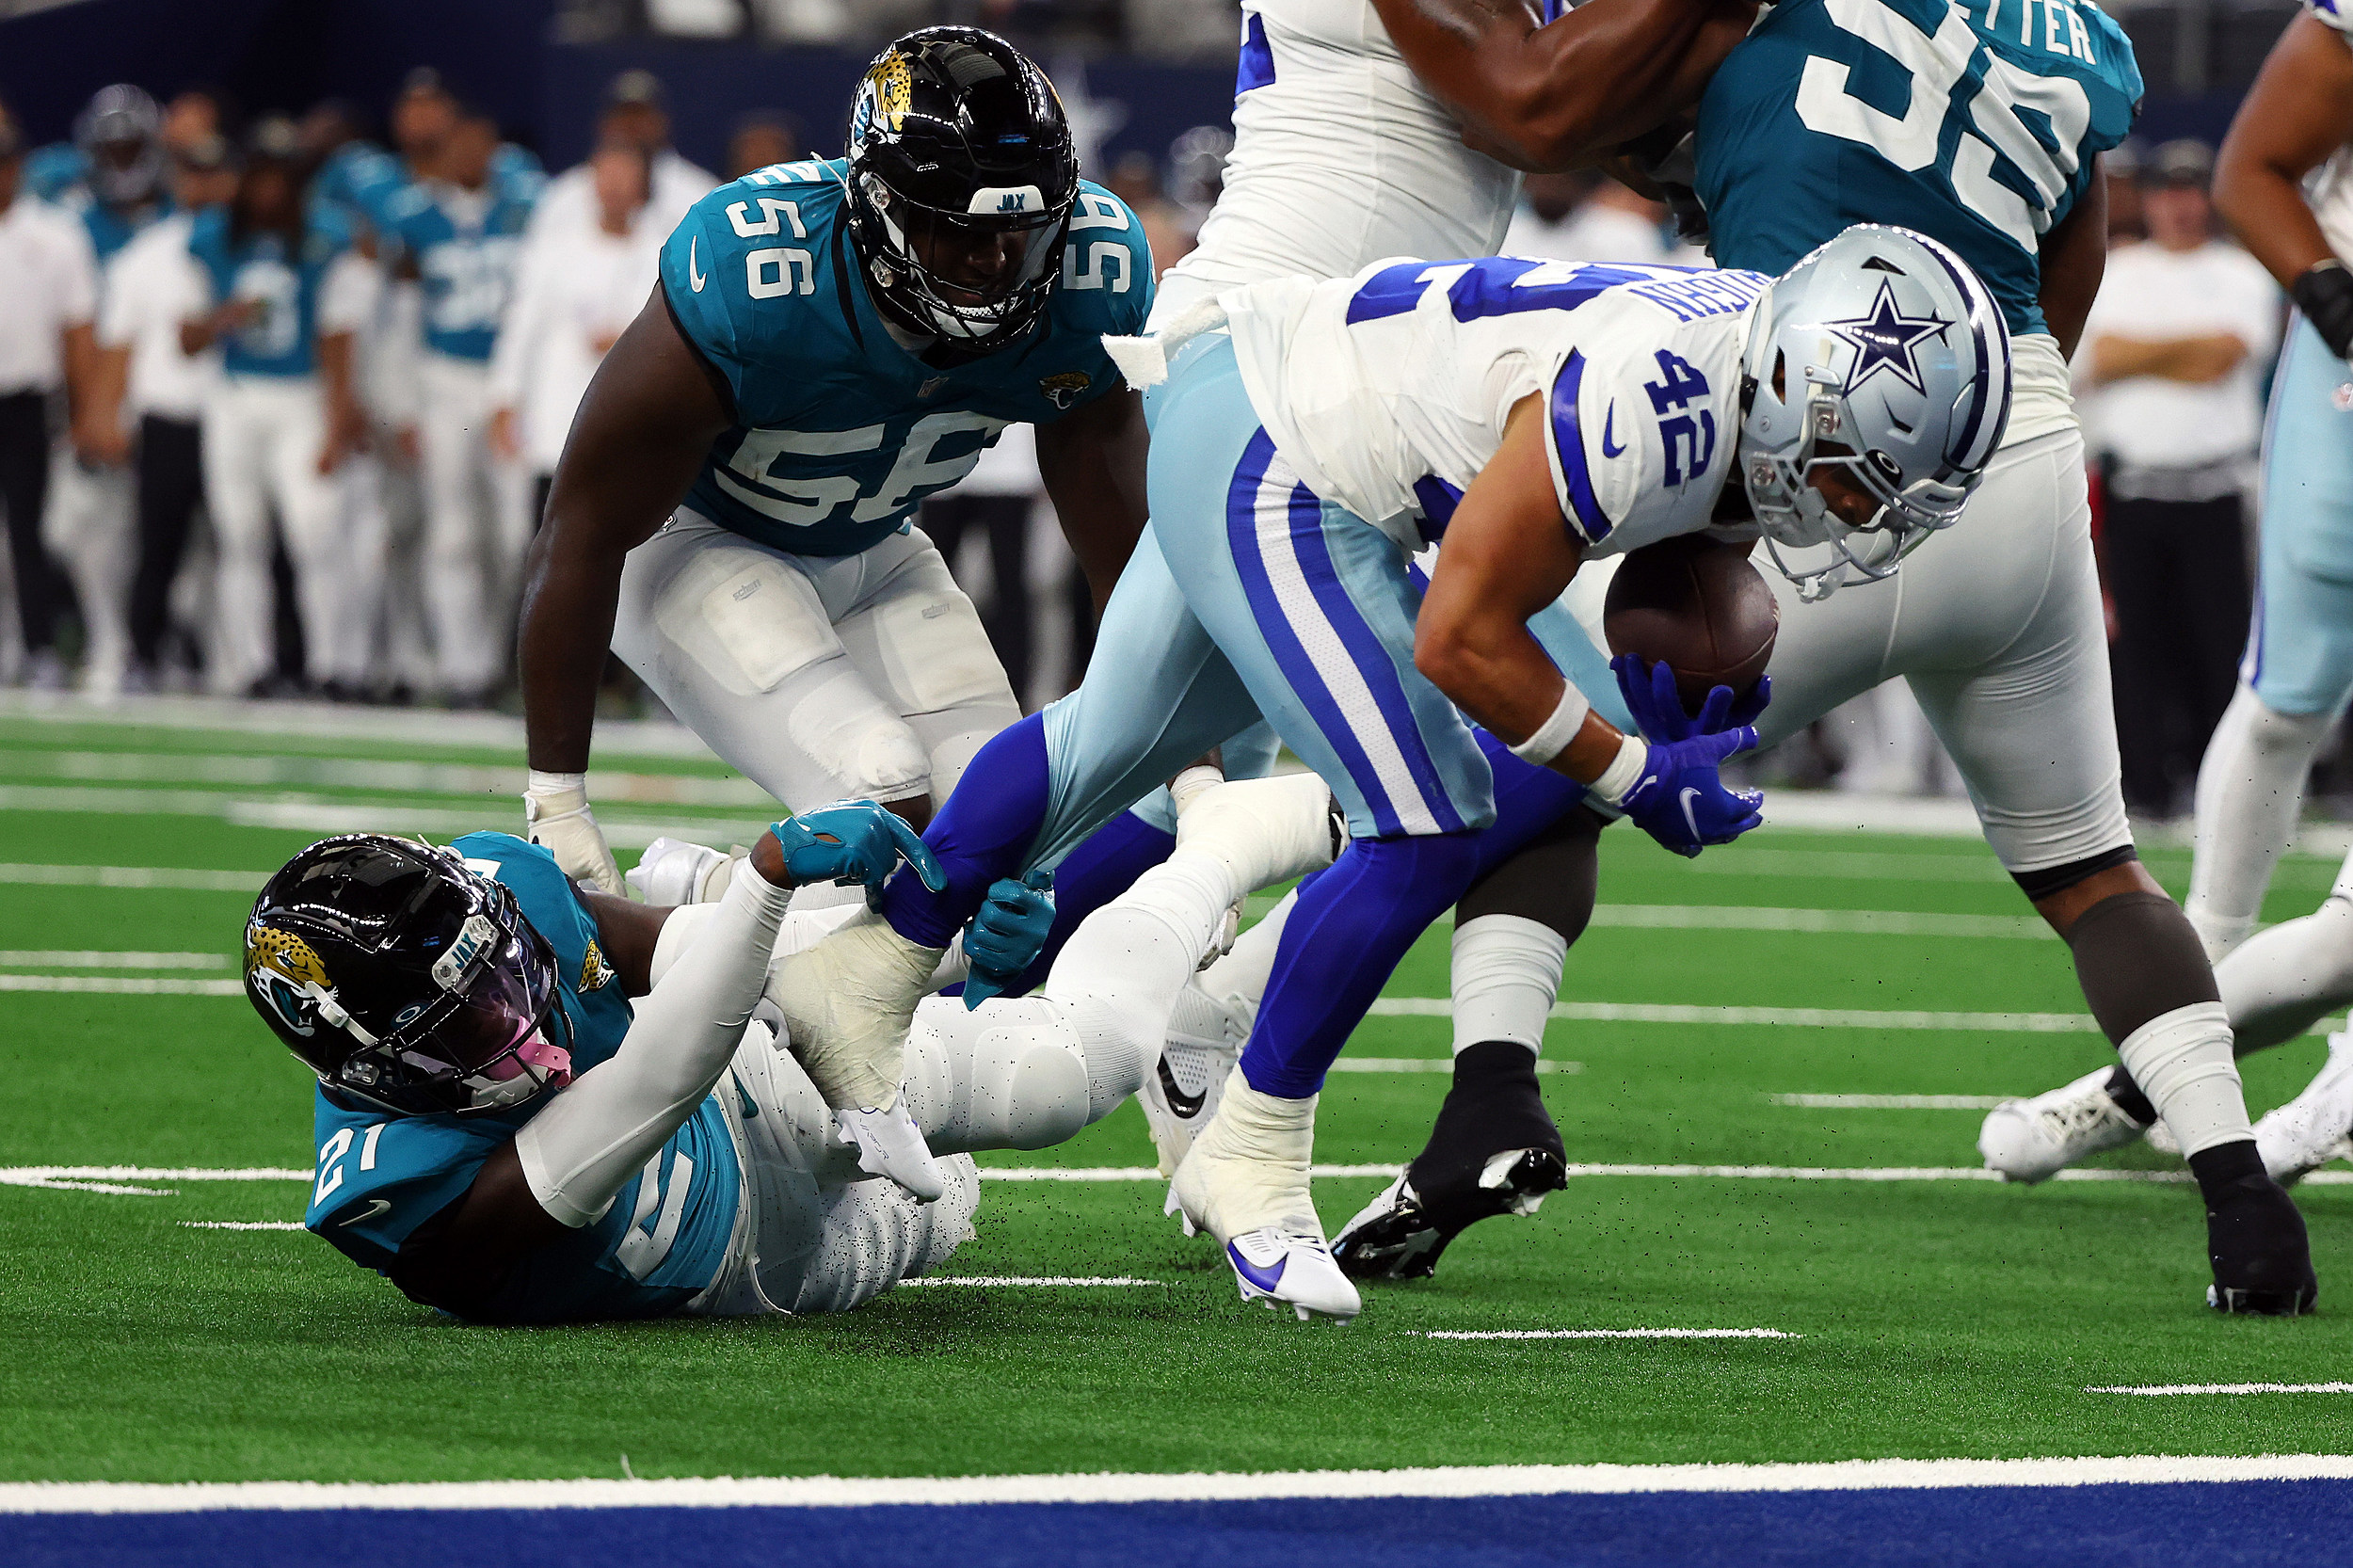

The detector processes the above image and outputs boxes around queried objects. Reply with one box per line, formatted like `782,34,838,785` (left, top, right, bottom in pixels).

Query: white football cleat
1140,978,1251,1176
1173,773,1345,895
1978,1067,2151,1184
1166,1067,1360,1323
836,1097,946,1203
2254,1032,2353,1184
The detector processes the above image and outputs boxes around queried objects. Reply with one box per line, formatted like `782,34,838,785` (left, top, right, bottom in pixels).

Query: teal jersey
660,159,1154,559
187,207,357,379
378,179,540,362
1696,0,2141,337
303,833,741,1324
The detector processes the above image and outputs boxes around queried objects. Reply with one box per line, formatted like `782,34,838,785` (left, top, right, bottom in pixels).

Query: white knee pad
838,548,1012,718
904,996,1096,1154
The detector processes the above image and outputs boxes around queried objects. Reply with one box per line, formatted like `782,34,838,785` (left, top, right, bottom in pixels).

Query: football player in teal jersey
1316,0,2315,1314
517,27,1156,910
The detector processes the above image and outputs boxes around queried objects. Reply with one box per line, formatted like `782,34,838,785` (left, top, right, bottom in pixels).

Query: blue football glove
1613,728,1765,859
961,868,1056,1009
769,801,946,892
1611,653,1772,742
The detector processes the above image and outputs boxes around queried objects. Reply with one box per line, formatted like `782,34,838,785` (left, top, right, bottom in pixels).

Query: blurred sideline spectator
2079,139,2281,814
1505,171,1670,264
530,71,715,246
490,143,659,527
1106,149,1193,278
0,100,101,692
726,112,805,180
2105,138,2148,247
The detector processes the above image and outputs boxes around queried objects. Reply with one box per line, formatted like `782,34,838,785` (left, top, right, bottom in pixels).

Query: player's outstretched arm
384,808,934,1318
2217,13,2353,351
517,284,733,892
1035,385,1148,617
1373,0,1756,173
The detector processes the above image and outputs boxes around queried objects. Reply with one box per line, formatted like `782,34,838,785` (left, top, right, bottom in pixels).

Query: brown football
1601,535,1779,715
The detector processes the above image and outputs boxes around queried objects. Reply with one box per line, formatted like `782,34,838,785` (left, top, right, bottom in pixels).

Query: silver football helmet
1737,224,2011,601
74,85,165,210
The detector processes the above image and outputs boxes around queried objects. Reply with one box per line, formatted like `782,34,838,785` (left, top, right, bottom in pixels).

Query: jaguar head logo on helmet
1736,224,2013,600
841,26,1080,356
243,836,576,1117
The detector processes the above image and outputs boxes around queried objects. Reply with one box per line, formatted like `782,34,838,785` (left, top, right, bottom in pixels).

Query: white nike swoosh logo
688,235,706,293
1678,787,1705,843
340,1198,392,1226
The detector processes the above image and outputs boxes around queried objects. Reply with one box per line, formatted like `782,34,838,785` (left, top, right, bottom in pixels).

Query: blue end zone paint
18,1481,2353,1568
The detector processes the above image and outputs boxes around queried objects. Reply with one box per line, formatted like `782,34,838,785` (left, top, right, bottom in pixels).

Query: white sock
1199,887,1293,1008
1449,914,1567,1056
2216,855,2353,1051
2117,1001,2251,1157
2187,686,2335,959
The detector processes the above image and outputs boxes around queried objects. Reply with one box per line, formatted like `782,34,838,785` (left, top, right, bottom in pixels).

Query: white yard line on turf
899,1276,1167,1288
7,1455,2353,1512
178,1221,304,1231
1327,1058,1580,1074
1371,998,2098,1032
0,863,267,891
1771,1094,2013,1110
1417,1328,1798,1340
11,750,773,808
0,951,225,968
2086,1384,2353,1397
0,689,718,760
1241,901,2057,937
0,976,242,996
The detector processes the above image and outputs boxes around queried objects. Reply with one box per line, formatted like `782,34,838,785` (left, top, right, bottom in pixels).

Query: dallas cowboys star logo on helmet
1823,280,1952,395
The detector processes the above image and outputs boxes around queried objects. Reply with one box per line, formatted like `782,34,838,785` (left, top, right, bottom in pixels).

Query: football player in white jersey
770,227,2005,1321
1985,0,2353,1185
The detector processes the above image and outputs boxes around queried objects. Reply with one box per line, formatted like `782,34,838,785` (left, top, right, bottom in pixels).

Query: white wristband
1505,684,1593,767
527,769,586,800
1586,734,1650,808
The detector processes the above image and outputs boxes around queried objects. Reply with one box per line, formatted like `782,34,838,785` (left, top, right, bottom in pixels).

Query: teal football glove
962,867,1056,1009
770,801,946,893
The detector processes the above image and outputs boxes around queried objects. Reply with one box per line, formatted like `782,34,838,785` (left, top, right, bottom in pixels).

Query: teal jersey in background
187,206,356,378
376,177,540,362
659,158,1154,560
1696,0,2141,337
302,833,741,1324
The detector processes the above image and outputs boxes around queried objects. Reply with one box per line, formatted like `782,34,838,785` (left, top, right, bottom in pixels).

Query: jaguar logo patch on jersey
1039,371,1091,409
1825,281,1952,396
580,938,616,993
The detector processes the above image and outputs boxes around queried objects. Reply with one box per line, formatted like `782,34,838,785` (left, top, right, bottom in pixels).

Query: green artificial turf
3,712,2349,1483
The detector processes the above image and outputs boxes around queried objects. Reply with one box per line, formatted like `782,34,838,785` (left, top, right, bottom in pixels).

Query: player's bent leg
2186,687,2341,959
2251,1031,2353,1184
613,514,937,813
2217,847,2353,1051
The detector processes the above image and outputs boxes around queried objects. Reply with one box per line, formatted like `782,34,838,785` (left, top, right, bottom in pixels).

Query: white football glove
625,836,739,905
523,772,624,896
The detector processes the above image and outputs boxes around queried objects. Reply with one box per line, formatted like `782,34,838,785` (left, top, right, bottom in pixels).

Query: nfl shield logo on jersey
1040,371,1091,409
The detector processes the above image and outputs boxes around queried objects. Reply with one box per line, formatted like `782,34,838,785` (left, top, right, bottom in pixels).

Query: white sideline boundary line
2088,1384,2353,1397
1417,1329,1798,1341
6,1455,2353,1513
11,1164,2348,1190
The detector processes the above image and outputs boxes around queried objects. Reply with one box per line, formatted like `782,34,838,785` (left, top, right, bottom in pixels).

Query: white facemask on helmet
1737,225,2012,601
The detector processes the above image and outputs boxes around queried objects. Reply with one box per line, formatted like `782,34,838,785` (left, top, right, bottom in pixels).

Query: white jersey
1221,256,1769,556
2304,0,2353,266
1147,0,1522,327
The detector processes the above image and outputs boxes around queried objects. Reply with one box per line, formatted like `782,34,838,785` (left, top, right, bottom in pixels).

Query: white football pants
201,376,370,692
416,352,531,696
614,508,1020,814
42,449,135,689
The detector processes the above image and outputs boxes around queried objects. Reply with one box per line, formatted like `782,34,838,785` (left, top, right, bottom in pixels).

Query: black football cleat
2197,1142,2317,1316
1331,1041,1568,1280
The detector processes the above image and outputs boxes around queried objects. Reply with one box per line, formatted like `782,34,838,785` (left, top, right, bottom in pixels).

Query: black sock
2103,1064,2158,1127
1410,1042,1562,1193
2186,1136,2265,1202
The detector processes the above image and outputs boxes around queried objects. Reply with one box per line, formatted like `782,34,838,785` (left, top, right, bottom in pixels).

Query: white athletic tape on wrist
1506,684,1593,767
2116,1000,2249,1158
1586,734,1650,808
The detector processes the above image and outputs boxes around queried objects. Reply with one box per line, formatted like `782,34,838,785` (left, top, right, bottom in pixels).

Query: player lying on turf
1317,0,2319,1319
765,222,2005,1323
1981,0,2353,1190
243,778,1337,1321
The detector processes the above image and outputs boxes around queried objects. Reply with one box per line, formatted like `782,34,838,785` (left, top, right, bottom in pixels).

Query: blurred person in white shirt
723,112,802,182
528,72,715,246
0,105,103,691
488,144,661,527
2079,139,2283,814
1502,170,1669,265
99,133,234,691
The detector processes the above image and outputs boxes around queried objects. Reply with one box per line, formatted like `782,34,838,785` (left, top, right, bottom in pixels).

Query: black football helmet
842,26,1079,355
243,835,573,1117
